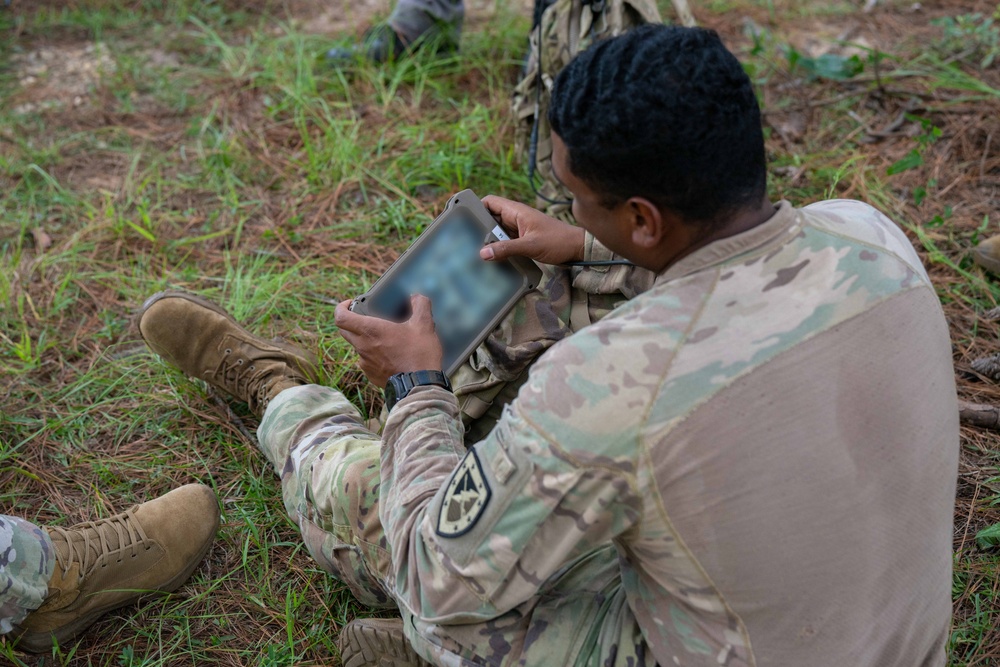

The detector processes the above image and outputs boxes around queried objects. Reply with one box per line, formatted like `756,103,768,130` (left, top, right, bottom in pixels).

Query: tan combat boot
338,618,433,667
12,484,219,653
974,234,1000,275
138,291,321,417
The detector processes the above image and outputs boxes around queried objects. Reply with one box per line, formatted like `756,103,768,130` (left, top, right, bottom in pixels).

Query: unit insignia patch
436,449,491,538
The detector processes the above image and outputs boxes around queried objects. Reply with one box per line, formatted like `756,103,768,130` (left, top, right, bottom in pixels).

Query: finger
337,324,374,359
482,195,520,233
337,325,362,348
481,194,507,216
481,237,531,261
335,299,371,335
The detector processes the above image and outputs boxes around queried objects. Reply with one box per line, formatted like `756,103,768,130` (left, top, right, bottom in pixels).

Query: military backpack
513,0,694,221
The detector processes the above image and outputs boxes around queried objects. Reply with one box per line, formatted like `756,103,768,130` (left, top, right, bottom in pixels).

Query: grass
2,0,1000,664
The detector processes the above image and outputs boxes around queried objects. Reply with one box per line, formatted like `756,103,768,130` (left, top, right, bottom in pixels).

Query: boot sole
338,618,432,667
974,248,1000,276
12,510,220,653
138,290,320,379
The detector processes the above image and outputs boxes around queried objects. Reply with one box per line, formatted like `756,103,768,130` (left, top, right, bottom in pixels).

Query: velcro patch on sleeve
436,449,492,538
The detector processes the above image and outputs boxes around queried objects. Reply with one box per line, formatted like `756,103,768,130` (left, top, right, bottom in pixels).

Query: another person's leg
389,0,463,49
7,485,219,653
0,517,54,636
324,0,463,67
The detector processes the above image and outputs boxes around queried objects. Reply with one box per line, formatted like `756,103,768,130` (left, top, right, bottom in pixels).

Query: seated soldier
3,484,218,653
138,24,958,667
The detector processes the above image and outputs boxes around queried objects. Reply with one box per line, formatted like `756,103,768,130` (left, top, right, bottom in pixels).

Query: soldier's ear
625,197,666,249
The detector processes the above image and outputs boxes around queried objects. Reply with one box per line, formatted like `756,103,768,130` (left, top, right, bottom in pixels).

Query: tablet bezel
350,189,543,376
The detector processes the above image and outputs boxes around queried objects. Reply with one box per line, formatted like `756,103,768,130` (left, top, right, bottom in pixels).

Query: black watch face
384,378,400,409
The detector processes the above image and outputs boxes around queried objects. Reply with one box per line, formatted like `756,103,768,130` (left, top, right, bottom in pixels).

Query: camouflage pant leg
389,0,463,44
258,389,647,664
403,544,650,667
257,385,394,609
0,516,55,634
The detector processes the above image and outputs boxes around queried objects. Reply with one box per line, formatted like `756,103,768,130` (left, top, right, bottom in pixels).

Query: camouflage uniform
0,516,54,634
389,0,463,47
259,200,957,666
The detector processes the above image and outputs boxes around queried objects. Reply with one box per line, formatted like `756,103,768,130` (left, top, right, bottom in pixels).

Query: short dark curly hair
548,24,767,227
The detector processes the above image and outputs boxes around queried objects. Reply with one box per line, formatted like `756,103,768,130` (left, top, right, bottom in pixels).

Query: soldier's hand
335,295,444,388
481,195,585,266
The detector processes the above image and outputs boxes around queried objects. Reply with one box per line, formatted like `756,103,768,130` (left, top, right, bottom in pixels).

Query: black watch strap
385,370,452,412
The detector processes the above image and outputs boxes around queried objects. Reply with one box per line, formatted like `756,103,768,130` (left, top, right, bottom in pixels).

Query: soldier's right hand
480,195,585,266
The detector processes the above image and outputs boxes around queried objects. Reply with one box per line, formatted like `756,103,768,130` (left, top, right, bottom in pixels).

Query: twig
959,400,1000,431
981,131,993,181
858,100,925,143
847,109,868,128
760,90,863,117
811,90,865,107
867,107,913,138
941,48,979,68
108,344,151,360
872,48,884,96
828,123,870,153
207,387,258,447
848,70,923,84
879,87,946,102
957,477,981,557
935,173,966,199
305,292,343,306
274,230,303,264
971,353,1000,381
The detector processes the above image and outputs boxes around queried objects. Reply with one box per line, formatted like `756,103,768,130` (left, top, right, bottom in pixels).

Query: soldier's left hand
335,294,444,388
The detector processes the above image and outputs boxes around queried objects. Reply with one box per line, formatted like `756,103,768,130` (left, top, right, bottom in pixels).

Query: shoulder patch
436,449,492,538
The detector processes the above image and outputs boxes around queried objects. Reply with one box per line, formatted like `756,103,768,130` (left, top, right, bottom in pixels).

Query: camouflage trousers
257,385,646,666
0,516,55,634
390,0,463,46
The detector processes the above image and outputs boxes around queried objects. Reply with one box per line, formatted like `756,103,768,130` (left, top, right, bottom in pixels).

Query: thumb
409,294,435,327
480,238,529,262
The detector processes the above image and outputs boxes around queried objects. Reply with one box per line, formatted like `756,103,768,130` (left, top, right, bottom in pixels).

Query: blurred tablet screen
365,212,523,372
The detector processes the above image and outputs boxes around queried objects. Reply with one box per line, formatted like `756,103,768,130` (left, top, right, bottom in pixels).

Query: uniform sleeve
379,350,644,623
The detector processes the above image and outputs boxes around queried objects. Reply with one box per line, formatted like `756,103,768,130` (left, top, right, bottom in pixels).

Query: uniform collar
655,201,800,284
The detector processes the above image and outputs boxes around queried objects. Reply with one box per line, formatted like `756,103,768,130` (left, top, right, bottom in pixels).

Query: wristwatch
384,370,452,412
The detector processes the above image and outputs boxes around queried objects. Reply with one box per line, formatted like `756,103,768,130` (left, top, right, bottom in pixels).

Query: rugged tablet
350,189,543,376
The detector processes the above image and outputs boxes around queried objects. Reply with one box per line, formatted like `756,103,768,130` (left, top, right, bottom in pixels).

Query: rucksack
513,0,694,221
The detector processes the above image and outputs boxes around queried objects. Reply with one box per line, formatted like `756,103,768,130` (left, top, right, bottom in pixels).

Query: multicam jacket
380,200,958,666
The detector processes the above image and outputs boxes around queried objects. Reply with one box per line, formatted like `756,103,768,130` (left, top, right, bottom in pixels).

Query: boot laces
47,507,152,580
216,348,300,412
216,348,277,411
